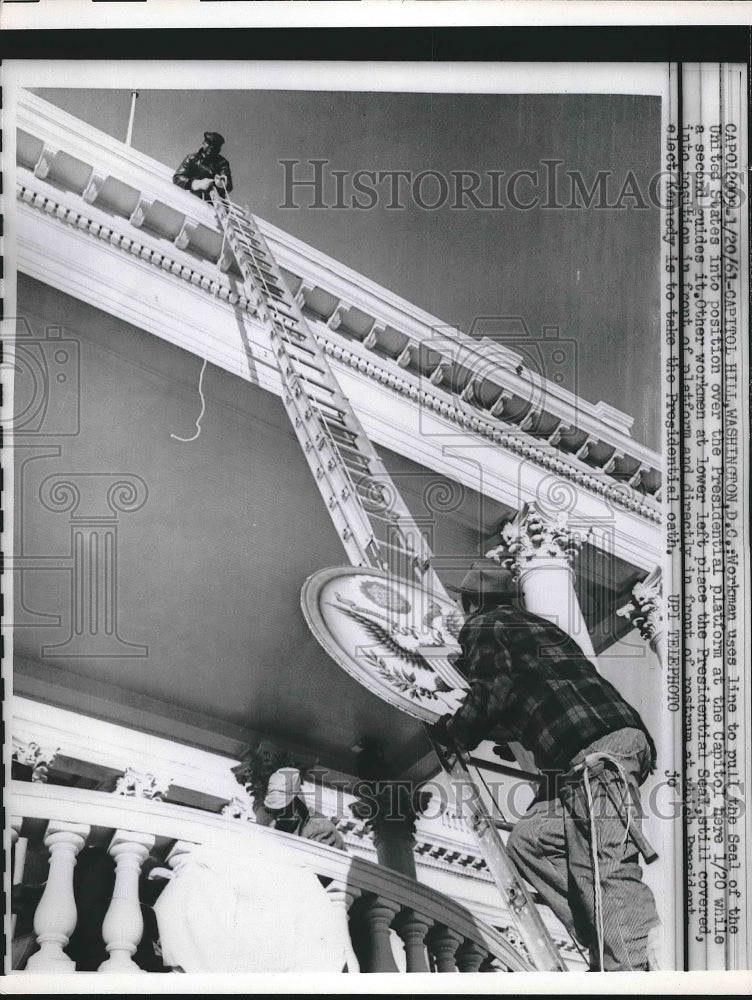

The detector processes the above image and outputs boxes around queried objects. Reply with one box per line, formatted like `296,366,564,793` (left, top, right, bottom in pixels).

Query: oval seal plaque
301,566,468,723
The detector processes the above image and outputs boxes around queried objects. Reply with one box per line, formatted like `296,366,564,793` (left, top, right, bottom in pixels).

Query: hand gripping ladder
211,189,567,972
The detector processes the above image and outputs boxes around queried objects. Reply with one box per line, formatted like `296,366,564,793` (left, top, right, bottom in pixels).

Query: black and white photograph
2,8,749,993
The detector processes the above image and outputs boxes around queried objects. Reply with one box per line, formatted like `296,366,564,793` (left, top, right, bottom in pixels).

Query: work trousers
507,727,661,971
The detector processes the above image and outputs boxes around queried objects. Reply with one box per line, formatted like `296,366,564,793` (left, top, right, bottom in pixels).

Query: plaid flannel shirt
446,603,657,772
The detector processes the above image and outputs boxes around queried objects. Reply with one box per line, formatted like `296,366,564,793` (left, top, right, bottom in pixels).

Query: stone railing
10,781,530,975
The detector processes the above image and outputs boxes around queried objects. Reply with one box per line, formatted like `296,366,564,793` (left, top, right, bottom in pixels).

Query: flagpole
125,91,139,146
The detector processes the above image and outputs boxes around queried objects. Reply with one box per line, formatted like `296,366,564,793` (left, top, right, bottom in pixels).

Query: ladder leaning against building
209,186,567,973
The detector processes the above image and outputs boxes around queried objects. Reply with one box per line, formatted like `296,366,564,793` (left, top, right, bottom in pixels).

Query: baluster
25,821,89,971
427,923,462,973
394,907,431,972
98,830,155,972
456,938,486,972
480,954,504,971
11,817,25,940
355,895,400,972
324,880,361,973
165,839,198,874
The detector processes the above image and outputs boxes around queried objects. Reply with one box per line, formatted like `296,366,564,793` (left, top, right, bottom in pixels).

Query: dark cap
203,131,225,148
446,559,518,600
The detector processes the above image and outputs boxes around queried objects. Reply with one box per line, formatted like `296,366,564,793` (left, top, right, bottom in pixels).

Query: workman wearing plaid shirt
434,559,662,972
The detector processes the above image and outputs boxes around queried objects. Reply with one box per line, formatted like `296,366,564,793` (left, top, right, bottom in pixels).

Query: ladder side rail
429,731,567,972
210,191,566,971
213,191,444,591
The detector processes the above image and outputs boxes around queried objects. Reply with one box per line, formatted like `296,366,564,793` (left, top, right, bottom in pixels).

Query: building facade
8,91,669,975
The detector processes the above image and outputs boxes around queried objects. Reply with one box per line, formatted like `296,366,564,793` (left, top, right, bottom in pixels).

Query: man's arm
217,158,233,194
172,153,198,190
445,621,515,751
302,815,345,850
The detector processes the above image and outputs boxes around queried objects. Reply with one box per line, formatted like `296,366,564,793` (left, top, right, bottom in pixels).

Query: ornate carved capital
486,501,582,573
617,567,663,646
113,767,171,800
12,737,59,782
221,794,256,822
351,780,432,839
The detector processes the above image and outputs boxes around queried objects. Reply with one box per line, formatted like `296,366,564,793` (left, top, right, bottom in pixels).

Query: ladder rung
319,414,364,441
334,441,370,470
323,422,360,445
274,325,307,343
285,356,329,378
295,373,339,397
266,302,299,323
280,336,318,358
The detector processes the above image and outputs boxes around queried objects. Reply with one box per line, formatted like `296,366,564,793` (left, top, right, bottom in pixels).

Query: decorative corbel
82,170,107,204
327,303,347,330
396,341,416,368
575,435,598,461
602,449,625,474
362,322,386,350
459,377,480,404
33,144,59,180
295,280,315,307
174,218,198,251
628,463,648,489
128,196,153,229
489,388,514,418
520,408,544,432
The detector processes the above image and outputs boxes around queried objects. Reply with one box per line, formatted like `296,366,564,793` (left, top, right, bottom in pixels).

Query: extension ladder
210,188,567,972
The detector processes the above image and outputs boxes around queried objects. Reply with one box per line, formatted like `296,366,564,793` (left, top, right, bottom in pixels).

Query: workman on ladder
173,131,233,201
431,559,662,971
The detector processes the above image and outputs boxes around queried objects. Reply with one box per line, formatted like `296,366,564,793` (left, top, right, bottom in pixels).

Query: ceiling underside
13,275,643,777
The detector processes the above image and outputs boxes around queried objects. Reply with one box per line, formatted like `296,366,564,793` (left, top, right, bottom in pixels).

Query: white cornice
14,91,662,486
15,179,662,569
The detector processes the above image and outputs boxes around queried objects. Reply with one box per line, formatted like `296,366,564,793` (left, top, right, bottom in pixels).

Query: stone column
25,821,90,972
352,781,432,880
617,567,664,663
488,501,597,662
98,830,155,972
351,739,431,879
393,908,432,972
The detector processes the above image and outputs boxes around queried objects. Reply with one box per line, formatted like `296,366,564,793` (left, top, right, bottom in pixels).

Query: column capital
113,766,172,800
350,780,431,840
12,737,59,782
487,501,583,572
231,739,317,810
221,794,256,821
617,567,663,652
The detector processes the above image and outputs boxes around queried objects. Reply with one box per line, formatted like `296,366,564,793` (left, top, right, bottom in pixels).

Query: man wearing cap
257,767,345,850
434,559,661,972
173,132,233,200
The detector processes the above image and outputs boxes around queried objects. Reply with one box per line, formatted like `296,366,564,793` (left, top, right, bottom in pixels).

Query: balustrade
10,780,531,975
